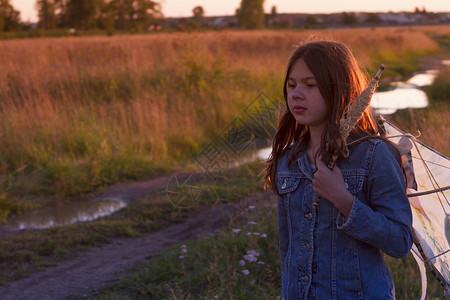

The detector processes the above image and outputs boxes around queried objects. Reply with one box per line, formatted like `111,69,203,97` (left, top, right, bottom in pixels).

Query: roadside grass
0,161,264,284
90,195,445,300
91,202,281,300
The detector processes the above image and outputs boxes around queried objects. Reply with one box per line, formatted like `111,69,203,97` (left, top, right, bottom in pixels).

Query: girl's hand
312,159,354,217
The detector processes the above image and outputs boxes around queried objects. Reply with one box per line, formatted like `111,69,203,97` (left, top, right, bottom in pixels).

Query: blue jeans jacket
277,139,413,300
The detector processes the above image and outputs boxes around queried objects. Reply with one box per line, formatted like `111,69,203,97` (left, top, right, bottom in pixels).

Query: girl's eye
306,83,317,87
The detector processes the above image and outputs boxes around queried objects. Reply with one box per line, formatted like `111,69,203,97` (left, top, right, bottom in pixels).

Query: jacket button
307,213,312,220
303,276,308,282
281,180,287,189
305,244,310,250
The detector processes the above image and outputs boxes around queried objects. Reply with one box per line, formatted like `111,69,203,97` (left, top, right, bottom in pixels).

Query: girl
265,40,413,299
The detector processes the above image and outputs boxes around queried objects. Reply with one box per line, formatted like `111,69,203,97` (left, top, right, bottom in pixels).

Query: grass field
0,26,447,208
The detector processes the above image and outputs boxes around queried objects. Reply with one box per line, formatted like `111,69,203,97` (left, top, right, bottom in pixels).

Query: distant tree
341,12,358,25
135,0,162,31
36,0,57,29
0,0,21,31
191,5,206,28
236,0,265,29
305,14,318,27
66,0,99,30
365,13,381,23
193,6,204,18
106,0,161,31
267,5,277,27
414,6,427,14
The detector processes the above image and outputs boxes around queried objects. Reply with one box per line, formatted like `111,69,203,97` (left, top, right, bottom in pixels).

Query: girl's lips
293,106,307,113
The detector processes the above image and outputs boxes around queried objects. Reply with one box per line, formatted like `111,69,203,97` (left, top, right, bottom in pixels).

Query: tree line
0,0,163,32
0,0,266,33
2,0,441,34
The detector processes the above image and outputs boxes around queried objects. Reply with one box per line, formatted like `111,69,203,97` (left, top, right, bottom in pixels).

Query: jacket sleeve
336,141,413,258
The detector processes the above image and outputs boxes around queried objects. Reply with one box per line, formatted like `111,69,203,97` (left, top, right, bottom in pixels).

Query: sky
11,0,450,22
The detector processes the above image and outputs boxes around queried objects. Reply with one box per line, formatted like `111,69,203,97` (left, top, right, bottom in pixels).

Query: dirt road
0,174,273,300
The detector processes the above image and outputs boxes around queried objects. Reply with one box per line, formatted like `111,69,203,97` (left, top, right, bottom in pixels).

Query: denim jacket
277,139,413,300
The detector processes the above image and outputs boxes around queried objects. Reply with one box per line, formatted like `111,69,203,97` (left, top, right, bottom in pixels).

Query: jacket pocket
341,170,365,195
277,173,302,194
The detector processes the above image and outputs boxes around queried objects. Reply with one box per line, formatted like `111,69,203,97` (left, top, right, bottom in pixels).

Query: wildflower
248,205,256,209
246,232,252,236
181,244,187,249
178,255,184,259
239,260,246,266
248,221,257,225
244,254,258,262
247,250,260,257
242,269,250,275
181,248,188,254
258,261,265,265
253,232,261,236
232,228,242,233
261,234,267,238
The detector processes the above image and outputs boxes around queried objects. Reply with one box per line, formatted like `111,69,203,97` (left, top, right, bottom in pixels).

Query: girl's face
287,58,328,133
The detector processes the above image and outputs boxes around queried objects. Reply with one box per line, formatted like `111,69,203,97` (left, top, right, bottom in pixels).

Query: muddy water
7,198,126,230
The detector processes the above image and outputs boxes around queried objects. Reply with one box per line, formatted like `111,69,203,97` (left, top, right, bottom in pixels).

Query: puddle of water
406,70,439,87
371,70,438,115
7,199,126,230
371,88,429,115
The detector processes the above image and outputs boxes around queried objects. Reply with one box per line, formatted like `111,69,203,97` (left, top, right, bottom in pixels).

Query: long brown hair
265,40,383,194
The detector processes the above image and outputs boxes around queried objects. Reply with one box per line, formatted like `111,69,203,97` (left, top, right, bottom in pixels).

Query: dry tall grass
0,26,448,197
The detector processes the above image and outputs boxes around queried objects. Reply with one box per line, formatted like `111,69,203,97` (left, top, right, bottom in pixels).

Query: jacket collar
297,151,314,181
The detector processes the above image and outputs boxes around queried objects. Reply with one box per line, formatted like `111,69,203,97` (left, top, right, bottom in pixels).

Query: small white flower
232,228,242,233
248,205,256,209
178,255,184,259
239,260,246,266
247,250,260,256
247,221,257,225
253,232,261,236
261,234,267,238
244,254,258,262
181,248,188,254
242,269,250,275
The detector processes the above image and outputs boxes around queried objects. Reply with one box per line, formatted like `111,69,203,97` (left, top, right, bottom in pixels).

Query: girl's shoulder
349,137,396,155
344,137,399,171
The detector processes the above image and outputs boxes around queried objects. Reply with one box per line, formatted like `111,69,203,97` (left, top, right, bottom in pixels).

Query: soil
0,173,274,300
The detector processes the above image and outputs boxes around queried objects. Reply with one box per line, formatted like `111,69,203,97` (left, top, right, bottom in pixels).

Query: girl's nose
292,87,305,100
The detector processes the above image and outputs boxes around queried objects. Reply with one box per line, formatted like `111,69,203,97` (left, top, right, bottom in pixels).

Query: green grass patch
89,202,281,299
369,49,436,78
424,68,450,104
